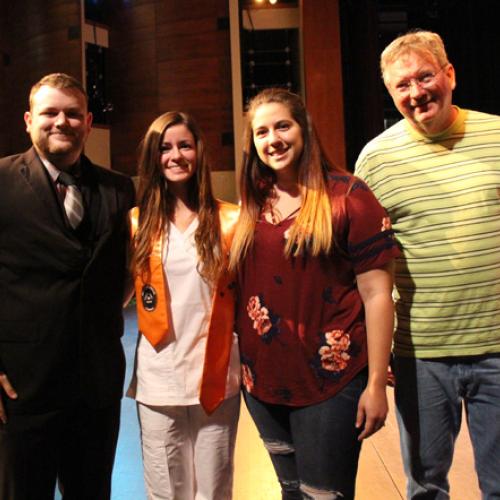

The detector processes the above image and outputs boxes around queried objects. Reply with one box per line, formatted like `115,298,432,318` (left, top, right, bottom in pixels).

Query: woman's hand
355,383,388,440
355,261,395,440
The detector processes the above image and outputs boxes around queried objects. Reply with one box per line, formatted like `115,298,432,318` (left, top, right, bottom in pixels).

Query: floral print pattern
318,329,351,373
247,295,271,335
381,216,392,232
241,363,255,392
236,175,399,405
247,294,280,342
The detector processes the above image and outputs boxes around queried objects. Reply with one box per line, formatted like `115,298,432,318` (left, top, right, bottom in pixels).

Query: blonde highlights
230,88,344,269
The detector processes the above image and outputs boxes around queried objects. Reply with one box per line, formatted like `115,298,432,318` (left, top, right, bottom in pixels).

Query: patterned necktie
57,171,84,229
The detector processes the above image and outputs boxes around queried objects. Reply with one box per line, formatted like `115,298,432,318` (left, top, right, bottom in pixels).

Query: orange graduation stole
130,201,240,414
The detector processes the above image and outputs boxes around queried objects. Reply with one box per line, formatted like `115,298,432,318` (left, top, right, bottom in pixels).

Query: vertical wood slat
108,1,158,176
155,0,234,173
301,0,346,170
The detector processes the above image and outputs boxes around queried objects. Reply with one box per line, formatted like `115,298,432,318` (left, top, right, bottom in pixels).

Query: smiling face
160,123,197,187
385,51,457,135
24,85,92,169
251,102,304,181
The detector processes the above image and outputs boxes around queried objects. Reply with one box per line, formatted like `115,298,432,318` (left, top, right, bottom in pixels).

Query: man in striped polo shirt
356,31,500,499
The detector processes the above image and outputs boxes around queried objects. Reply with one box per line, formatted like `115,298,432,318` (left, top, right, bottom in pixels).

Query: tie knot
57,171,78,187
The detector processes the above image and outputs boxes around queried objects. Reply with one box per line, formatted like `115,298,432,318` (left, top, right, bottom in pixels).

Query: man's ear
86,111,93,130
446,63,456,91
24,111,32,133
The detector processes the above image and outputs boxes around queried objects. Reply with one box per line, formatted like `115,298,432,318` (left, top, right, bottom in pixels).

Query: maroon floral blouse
236,174,400,406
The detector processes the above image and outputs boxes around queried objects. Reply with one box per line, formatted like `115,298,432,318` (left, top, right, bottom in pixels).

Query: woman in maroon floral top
230,88,400,500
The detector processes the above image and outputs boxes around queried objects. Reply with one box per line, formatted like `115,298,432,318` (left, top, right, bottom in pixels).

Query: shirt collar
40,156,60,183
39,155,81,182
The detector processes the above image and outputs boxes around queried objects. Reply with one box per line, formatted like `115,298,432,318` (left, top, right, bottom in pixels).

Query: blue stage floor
110,305,146,499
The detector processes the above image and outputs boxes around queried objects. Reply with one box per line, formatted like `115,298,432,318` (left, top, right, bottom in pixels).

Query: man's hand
0,373,18,424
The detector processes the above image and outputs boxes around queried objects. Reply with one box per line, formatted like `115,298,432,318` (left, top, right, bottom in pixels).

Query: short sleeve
343,177,399,274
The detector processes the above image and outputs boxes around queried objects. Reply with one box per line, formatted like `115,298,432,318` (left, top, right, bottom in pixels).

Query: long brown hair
131,111,223,284
230,88,346,269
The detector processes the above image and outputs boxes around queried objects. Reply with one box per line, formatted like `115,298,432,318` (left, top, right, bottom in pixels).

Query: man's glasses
393,66,446,96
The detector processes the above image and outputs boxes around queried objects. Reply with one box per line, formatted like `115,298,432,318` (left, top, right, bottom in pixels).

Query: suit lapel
81,156,109,241
80,158,115,270
19,148,67,230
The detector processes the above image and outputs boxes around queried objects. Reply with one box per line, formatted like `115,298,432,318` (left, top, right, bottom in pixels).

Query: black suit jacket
0,148,135,415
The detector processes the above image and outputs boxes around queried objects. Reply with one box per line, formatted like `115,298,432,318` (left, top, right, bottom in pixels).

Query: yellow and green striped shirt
356,107,500,358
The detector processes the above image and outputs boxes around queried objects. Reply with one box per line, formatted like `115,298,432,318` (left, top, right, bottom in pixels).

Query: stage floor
78,306,481,499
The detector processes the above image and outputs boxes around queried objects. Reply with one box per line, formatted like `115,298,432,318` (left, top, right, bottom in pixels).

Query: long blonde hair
230,88,346,269
131,111,223,284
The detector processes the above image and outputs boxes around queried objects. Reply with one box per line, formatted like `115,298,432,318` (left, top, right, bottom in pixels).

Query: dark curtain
339,0,500,170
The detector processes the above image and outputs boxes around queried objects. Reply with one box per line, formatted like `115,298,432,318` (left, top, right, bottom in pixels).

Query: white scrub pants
137,395,240,500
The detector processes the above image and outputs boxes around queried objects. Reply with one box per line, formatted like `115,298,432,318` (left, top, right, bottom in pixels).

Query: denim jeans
394,355,500,500
243,370,367,500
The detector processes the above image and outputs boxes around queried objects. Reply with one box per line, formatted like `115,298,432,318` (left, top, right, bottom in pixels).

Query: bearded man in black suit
0,73,135,499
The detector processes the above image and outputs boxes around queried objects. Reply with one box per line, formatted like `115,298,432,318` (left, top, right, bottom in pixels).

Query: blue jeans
394,355,500,500
243,370,367,500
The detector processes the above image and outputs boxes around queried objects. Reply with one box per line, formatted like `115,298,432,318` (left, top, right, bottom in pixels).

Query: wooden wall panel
156,0,234,172
109,1,158,176
156,28,226,61
154,1,228,24
108,0,234,175
0,0,81,157
157,58,230,106
301,0,346,170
